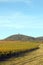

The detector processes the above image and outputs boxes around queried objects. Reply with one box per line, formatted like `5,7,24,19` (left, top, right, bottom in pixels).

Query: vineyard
0,42,43,65
0,41,39,53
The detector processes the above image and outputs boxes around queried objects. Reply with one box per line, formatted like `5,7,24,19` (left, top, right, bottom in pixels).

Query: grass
0,43,43,65
0,41,43,65
0,41,39,54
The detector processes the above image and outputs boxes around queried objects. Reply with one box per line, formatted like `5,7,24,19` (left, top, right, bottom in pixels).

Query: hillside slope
36,37,43,41
2,34,43,42
4,34,35,41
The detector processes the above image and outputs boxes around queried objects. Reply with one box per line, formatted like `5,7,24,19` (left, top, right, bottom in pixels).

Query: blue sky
0,0,43,39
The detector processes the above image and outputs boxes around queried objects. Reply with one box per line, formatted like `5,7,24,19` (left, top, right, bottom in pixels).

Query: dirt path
0,44,43,65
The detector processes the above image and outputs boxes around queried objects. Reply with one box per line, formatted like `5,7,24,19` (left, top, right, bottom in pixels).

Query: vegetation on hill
36,37,43,42
4,34,35,41
3,34,43,42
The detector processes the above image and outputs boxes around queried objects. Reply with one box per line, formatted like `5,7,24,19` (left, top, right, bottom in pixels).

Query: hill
1,34,43,42
4,34,35,41
36,37,43,42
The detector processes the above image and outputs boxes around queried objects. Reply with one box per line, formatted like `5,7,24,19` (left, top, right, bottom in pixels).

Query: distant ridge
1,34,43,42
4,34,35,41
36,37,43,42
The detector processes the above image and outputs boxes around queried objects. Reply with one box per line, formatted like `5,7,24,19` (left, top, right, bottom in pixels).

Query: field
0,41,39,53
0,41,42,65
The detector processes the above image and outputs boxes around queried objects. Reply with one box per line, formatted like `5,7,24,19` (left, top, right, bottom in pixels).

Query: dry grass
0,41,41,65
0,41,39,53
0,43,43,65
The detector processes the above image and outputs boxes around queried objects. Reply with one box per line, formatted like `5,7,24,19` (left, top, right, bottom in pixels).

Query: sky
0,0,43,39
